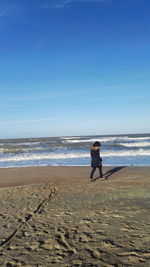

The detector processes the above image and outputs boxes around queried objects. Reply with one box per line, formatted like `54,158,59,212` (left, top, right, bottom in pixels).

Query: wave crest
1,149,150,163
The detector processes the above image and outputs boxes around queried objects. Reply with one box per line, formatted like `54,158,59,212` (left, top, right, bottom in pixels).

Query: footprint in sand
99,239,123,253
40,237,61,251
25,241,40,251
111,214,124,218
80,218,96,224
85,248,101,259
120,227,132,232
79,232,92,243
54,232,77,255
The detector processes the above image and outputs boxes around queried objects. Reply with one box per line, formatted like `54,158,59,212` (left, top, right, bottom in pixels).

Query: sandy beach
0,166,150,266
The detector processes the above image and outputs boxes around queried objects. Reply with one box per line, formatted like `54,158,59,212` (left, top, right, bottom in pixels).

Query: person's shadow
104,166,126,180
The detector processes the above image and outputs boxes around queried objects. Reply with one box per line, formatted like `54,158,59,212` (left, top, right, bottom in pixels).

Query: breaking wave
0,149,150,163
119,142,150,147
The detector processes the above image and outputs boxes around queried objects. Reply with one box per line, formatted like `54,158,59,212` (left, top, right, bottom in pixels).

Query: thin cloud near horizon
90,95,150,102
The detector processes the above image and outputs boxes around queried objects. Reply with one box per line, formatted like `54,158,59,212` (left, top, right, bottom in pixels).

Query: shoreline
1,163,150,168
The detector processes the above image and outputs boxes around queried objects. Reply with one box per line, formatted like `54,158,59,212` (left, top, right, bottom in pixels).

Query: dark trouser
90,164,103,179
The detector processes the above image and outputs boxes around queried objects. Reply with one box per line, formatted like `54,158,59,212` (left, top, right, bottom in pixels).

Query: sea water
0,134,150,168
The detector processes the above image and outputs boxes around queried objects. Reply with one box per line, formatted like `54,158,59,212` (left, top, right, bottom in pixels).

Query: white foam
62,136,150,144
62,139,97,143
103,149,150,157
60,137,81,140
0,152,90,162
127,137,150,141
119,142,150,147
63,138,111,143
0,149,150,163
0,142,42,146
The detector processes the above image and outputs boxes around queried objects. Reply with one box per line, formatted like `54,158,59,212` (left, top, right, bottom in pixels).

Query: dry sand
0,166,150,267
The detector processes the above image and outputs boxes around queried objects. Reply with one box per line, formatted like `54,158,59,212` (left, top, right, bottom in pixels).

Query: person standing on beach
90,141,103,181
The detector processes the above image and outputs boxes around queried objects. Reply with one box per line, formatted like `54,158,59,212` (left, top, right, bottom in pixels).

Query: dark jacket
91,146,102,168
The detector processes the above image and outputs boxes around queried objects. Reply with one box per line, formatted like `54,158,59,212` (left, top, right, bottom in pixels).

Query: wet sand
0,166,150,266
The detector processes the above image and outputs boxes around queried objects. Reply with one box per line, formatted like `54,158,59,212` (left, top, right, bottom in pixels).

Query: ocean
0,134,150,168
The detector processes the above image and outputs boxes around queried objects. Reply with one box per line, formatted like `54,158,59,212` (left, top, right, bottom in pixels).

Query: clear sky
0,0,150,139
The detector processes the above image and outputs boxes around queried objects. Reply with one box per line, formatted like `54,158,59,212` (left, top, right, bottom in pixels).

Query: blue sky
0,0,150,138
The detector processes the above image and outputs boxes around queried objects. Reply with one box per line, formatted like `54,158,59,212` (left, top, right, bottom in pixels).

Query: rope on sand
0,183,57,249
